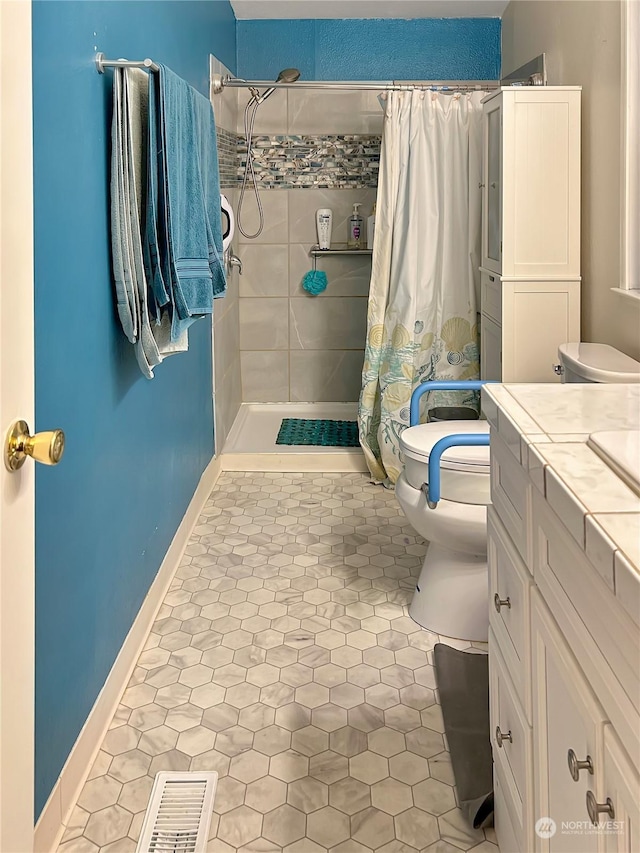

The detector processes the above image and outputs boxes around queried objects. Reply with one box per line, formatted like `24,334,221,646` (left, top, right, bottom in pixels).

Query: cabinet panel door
503,90,581,278
481,271,502,323
532,590,606,853
482,96,502,273
601,726,640,853
502,286,578,383
481,314,502,381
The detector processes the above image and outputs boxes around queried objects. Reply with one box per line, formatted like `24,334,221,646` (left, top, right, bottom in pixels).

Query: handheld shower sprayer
238,68,301,239
255,68,301,104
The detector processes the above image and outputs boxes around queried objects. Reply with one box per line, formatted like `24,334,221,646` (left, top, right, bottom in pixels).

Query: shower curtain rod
94,57,499,92
212,75,500,94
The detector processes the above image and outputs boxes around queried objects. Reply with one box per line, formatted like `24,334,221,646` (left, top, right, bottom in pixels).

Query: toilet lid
559,343,640,382
400,421,491,472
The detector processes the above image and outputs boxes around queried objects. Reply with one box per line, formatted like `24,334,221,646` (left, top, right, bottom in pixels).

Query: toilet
396,419,491,643
396,343,640,644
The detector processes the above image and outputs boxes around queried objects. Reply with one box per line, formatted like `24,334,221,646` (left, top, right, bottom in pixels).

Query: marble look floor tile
287,776,329,814
395,807,440,849
350,806,395,849
307,806,351,848
64,473,477,853
218,804,263,847
438,807,485,849
83,805,132,848
328,777,371,816
370,778,412,816
262,803,306,847
413,778,457,816
245,775,288,813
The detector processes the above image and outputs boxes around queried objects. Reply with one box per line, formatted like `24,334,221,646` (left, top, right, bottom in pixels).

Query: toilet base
409,543,488,642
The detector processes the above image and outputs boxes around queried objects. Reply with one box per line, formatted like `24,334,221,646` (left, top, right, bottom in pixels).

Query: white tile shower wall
210,56,241,453
214,193,242,454
237,88,384,136
210,54,237,134
236,89,380,403
238,191,375,403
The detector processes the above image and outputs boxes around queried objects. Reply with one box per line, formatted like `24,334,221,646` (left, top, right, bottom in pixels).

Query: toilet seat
400,420,491,504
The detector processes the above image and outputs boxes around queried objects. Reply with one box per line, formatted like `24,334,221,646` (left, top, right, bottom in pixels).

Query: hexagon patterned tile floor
58,472,497,853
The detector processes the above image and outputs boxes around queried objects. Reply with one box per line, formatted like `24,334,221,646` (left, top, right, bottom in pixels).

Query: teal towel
158,65,226,339
191,88,226,299
143,72,170,311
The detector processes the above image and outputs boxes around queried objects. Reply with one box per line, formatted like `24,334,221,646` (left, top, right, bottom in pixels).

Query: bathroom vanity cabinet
483,384,640,853
480,88,582,383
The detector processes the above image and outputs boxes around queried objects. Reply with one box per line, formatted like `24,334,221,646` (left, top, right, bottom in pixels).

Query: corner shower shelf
310,245,373,257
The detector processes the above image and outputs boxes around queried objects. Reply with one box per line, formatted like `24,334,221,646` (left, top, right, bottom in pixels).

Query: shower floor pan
221,402,368,473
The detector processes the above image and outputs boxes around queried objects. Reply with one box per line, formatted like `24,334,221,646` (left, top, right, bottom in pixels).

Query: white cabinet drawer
488,506,533,722
601,725,640,852
490,429,531,562
481,271,502,323
490,631,534,836
531,589,606,853
495,756,526,853
532,489,640,763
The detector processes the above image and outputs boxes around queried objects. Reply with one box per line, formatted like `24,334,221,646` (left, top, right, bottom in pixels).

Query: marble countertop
482,383,640,623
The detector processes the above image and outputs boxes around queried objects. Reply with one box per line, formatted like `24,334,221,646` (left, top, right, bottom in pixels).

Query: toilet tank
558,343,640,383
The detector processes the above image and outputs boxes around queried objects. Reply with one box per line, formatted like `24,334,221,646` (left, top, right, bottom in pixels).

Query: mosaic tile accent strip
216,126,239,190
61,472,496,853
238,135,382,190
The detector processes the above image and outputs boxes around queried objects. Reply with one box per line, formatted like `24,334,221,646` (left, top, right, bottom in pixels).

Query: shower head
255,67,301,104
276,68,301,84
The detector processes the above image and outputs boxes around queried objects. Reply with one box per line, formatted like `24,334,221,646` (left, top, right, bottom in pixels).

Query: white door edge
0,0,36,850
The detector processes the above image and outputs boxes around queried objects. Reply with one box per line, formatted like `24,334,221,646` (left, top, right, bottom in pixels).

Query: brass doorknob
4,420,65,471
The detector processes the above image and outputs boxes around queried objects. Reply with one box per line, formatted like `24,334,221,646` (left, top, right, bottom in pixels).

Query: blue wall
237,18,501,81
32,0,235,817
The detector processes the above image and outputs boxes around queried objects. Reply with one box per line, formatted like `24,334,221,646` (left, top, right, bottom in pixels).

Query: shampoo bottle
347,203,364,249
316,209,333,250
367,203,376,250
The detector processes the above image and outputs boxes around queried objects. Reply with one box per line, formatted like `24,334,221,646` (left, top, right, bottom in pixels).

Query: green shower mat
276,419,360,447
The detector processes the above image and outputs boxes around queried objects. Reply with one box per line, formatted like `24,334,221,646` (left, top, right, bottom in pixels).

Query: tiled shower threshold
59,471,498,853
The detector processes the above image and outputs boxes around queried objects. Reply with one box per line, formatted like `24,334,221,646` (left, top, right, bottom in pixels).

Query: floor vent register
136,772,218,853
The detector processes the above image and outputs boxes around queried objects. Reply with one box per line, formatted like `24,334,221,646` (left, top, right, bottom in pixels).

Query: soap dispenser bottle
347,203,364,249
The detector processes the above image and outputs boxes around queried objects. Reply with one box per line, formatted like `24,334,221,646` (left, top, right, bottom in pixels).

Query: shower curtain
358,89,485,484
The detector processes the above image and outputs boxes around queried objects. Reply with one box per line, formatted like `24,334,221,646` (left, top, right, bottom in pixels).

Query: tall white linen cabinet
480,87,582,382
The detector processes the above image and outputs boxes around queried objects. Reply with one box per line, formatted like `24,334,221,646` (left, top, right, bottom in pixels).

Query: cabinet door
483,96,502,273
532,590,607,853
502,89,581,279
600,726,640,853
481,313,502,381
502,282,581,383
481,271,502,323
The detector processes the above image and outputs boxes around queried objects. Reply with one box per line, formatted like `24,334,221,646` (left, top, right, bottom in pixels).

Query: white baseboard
34,455,223,853
220,450,369,473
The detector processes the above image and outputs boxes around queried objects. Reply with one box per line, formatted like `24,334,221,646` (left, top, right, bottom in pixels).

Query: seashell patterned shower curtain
358,89,486,484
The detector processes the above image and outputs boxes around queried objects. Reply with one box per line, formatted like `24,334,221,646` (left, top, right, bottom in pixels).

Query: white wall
502,0,640,360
